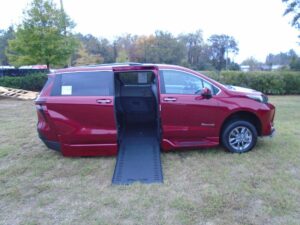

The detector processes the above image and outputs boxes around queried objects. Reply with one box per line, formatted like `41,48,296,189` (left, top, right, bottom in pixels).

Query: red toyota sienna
35,63,275,157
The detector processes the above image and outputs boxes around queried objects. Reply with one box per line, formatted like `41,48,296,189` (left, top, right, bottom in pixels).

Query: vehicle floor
112,122,163,184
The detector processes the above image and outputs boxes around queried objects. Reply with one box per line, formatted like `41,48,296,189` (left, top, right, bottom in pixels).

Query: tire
222,120,257,153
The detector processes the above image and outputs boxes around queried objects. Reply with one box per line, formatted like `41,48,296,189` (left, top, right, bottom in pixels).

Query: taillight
36,104,48,122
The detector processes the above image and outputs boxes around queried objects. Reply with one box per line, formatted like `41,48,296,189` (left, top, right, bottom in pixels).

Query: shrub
283,72,300,94
0,73,47,91
1,70,299,95
201,71,300,95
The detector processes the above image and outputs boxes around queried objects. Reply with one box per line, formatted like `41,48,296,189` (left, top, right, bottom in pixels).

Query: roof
48,62,223,88
53,62,187,74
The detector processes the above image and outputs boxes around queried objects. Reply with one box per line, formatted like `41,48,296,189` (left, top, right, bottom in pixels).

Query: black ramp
112,124,163,185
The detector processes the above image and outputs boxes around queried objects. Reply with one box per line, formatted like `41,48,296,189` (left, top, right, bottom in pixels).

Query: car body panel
43,96,118,156
36,68,118,156
160,93,220,150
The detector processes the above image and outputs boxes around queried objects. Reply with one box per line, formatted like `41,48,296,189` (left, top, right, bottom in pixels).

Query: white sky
1,0,299,63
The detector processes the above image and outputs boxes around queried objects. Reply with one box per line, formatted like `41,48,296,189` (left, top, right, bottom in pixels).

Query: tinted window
160,70,218,95
40,76,54,96
51,71,114,96
160,70,203,94
118,72,153,85
203,80,213,92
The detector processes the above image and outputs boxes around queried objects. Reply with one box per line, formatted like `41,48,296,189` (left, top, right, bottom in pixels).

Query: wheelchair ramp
112,124,163,185
0,86,38,100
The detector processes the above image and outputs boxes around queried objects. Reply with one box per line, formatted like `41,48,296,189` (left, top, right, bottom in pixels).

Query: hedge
0,70,299,94
0,69,49,77
0,73,48,91
202,71,300,95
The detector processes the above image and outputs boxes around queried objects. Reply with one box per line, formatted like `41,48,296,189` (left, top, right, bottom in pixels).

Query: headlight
246,94,268,103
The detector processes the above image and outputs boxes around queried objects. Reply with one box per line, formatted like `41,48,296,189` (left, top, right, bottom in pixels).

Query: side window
204,81,219,95
203,80,213,92
51,71,114,96
160,70,204,95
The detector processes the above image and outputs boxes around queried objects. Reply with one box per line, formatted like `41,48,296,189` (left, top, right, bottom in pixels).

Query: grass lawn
0,96,300,225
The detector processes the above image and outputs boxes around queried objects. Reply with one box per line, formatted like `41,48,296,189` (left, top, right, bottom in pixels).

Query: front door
159,69,220,150
46,70,118,156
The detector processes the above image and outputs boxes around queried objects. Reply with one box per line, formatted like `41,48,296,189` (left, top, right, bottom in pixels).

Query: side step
112,130,163,185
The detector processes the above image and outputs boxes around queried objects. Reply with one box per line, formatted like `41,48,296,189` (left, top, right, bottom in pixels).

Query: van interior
114,71,159,145
112,71,163,184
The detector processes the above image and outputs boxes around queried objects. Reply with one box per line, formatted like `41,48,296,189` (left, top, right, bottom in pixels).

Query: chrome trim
201,123,215,127
113,69,157,72
55,69,113,75
96,99,112,104
163,97,177,102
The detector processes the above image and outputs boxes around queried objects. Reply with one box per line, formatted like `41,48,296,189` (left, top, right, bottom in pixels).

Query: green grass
1,96,300,225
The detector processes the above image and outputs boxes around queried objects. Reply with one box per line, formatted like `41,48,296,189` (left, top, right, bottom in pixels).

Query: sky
1,0,299,63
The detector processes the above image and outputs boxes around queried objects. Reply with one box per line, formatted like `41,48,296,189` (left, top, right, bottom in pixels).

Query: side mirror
201,88,212,99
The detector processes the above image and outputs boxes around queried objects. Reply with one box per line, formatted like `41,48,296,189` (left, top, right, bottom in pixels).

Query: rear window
51,71,114,96
39,76,54,96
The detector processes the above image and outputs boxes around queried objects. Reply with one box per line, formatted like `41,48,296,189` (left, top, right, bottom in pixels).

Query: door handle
163,97,177,102
96,99,112,104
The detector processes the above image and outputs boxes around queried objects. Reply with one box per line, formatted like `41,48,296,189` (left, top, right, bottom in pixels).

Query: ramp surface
112,124,163,185
0,86,38,100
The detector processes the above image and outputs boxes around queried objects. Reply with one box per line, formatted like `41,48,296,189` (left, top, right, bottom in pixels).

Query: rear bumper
38,131,61,152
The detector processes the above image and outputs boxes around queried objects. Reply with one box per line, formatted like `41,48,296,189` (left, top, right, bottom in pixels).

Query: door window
160,70,215,95
51,71,114,96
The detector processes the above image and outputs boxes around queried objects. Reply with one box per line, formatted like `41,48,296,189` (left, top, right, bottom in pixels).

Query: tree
227,61,240,71
152,31,185,64
116,49,129,62
123,31,185,64
76,34,116,63
136,35,159,63
290,55,300,70
282,0,300,29
0,26,15,65
207,34,239,71
114,34,137,62
71,43,103,66
242,57,263,71
77,34,101,55
179,30,208,69
7,0,77,69
265,49,297,66
98,38,116,63
132,35,156,62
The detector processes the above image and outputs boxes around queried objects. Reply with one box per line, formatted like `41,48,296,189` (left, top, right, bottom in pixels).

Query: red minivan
35,63,275,156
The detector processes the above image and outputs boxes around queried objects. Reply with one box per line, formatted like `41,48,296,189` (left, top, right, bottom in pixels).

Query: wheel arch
220,111,262,138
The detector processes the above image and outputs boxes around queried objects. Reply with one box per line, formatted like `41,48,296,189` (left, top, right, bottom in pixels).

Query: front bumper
269,126,275,137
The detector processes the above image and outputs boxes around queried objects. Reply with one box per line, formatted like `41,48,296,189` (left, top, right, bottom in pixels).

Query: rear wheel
222,120,257,153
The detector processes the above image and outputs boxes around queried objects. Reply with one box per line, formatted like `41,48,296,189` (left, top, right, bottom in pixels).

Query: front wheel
222,121,257,153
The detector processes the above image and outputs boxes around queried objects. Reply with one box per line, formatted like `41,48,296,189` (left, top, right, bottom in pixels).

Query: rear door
159,69,220,149
46,70,117,156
